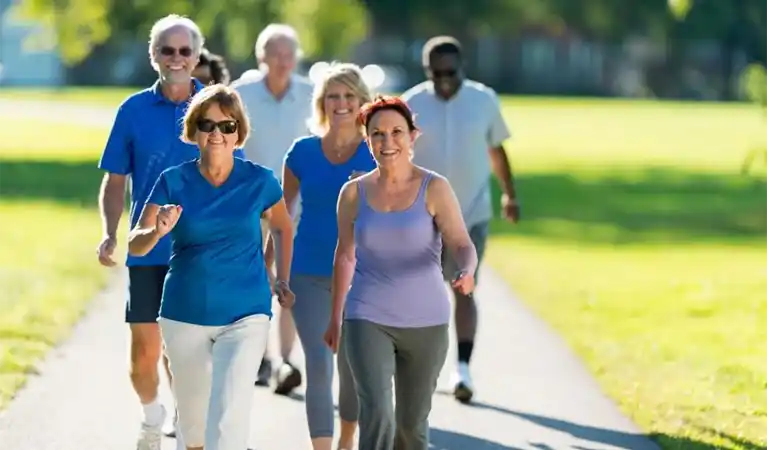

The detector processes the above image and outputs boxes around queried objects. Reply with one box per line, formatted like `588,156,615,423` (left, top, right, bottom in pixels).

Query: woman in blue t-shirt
281,62,376,450
128,84,295,450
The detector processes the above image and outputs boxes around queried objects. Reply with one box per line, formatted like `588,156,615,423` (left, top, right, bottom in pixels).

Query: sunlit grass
486,98,767,449
0,116,127,409
0,87,137,106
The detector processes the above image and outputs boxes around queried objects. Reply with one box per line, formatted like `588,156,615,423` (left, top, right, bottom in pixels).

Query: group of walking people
96,14,519,450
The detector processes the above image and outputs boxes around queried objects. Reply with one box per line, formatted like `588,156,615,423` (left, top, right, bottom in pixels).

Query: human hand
156,205,183,237
96,235,117,267
451,270,475,296
274,280,295,308
501,193,520,223
323,319,342,353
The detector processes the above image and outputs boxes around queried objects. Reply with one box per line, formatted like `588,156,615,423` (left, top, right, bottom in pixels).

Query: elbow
333,250,355,271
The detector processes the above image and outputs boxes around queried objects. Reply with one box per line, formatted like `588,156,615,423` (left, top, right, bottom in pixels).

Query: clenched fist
156,204,183,237
96,235,117,267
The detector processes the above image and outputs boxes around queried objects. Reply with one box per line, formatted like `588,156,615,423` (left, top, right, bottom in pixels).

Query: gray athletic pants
291,275,358,438
344,319,449,450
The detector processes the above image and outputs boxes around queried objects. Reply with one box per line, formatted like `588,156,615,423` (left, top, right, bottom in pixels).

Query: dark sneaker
274,363,302,396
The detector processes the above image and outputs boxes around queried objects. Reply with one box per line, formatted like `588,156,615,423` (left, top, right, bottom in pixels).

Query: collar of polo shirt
150,79,205,104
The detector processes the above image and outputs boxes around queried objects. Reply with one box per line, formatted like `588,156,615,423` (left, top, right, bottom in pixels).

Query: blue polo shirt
147,158,283,326
285,136,377,277
98,80,245,267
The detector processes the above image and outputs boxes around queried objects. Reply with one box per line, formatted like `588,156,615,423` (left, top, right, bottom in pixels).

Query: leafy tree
11,0,111,65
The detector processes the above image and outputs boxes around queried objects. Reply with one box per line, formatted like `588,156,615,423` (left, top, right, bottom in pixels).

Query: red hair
358,95,418,133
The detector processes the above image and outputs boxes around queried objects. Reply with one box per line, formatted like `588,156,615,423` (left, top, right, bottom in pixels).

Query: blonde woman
281,62,376,450
128,84,294,450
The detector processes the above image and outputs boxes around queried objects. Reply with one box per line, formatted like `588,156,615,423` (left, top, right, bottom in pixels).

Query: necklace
323,136,360,162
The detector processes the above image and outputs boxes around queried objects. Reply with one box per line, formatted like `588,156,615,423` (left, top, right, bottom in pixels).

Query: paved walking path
0,98,660,450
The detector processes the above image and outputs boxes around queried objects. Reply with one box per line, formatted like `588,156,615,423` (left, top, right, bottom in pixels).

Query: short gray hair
148,14,204,71
254,24,302,62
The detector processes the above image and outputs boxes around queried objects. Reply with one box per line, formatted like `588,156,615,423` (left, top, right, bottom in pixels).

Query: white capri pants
160,314,270,450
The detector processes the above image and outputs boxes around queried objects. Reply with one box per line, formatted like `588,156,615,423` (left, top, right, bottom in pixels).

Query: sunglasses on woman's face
197,119,238,134
160,46,193,57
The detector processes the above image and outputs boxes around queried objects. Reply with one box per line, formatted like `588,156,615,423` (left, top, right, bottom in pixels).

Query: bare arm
427,176,478,276
282,166,300,218
489,145,517,199
263,198,294,283
127,203,162,257
98,173,127,238
330,181,360,324
264,164,300,269
262,216,276,270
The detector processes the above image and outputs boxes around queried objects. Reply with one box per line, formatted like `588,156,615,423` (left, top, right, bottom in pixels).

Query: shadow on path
468,400,764,450
429,428,524,449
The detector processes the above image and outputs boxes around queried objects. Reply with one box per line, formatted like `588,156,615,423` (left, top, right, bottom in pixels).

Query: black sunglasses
197,119,238,134
160,46,193,57
430,69,458,79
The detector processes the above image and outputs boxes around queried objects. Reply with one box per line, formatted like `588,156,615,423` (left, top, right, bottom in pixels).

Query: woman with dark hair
324,95,477,450
193,48,231,85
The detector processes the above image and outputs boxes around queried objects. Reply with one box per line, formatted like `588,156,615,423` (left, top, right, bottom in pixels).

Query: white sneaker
136,405,166,450
452,362,474,404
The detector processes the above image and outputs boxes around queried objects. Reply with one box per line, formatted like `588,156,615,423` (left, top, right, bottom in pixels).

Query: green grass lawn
0,114,127,409
0,86,138,106
486,98,767,449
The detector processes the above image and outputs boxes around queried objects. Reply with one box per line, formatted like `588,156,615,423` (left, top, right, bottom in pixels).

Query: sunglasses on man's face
197,119,238,134
160,46,193,57
429,69,458,79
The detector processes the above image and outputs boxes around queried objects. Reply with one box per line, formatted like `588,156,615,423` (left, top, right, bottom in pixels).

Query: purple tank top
345,172,451,328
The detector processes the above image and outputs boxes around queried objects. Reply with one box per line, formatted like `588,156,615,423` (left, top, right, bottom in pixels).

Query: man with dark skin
402,35,519,405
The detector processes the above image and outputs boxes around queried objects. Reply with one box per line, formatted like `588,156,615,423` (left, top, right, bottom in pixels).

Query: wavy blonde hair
308,62,372,136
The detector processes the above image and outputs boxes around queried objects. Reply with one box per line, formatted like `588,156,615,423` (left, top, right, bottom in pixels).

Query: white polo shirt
402,80,510,227
234,74,314,177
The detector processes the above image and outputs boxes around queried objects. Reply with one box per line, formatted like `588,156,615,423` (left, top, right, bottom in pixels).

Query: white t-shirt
402,80,511,227
234,74,314,177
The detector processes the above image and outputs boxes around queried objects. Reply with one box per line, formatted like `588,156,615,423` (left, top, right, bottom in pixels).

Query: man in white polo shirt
234,23,313,396
402,35,520,405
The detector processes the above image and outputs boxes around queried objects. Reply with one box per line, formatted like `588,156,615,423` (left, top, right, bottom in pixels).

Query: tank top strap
356,179,371,212
415,171,433,206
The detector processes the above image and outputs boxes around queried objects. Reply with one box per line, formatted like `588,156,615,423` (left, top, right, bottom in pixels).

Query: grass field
1,89,765,449
0,87,137,106
0,111,127,408
486,99,767,449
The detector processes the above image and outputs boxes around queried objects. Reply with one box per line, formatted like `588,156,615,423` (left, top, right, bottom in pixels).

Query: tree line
12,0,766,67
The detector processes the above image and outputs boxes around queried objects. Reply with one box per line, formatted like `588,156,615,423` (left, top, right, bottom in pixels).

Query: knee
360,399,393,423
304,348,333,388
338,382,359,422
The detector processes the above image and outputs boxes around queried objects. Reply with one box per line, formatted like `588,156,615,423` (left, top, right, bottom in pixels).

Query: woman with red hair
325,95,477,450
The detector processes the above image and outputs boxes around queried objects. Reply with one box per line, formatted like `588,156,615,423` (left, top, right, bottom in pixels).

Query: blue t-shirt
285,136,377,277
146,158,282,326
98,79,245,267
